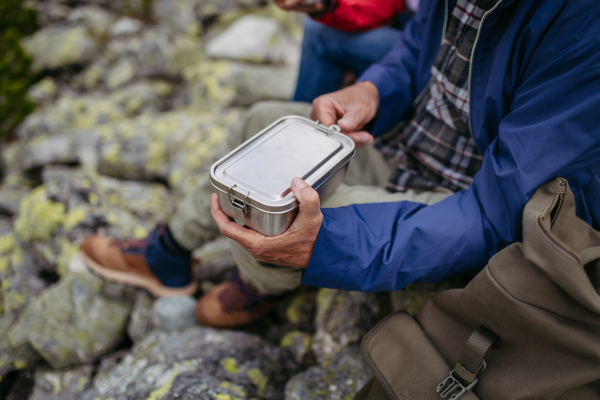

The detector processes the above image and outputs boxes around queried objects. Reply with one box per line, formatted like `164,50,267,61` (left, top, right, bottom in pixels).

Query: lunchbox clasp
315,120,342,136
227,184,250,226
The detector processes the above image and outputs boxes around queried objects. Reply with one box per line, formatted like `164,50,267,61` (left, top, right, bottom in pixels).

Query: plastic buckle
436,372,477,400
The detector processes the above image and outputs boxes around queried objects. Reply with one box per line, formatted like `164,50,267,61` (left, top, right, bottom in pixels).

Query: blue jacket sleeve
356,0,438,136
302,36,600,292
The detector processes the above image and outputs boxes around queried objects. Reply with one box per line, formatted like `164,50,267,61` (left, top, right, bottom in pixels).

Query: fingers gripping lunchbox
210,116,356,236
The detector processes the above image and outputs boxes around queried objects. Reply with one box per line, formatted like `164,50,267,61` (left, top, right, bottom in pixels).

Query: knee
301,18,328,55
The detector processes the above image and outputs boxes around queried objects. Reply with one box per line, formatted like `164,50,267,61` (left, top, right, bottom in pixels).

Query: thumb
291,178,321,218
337,111,361,132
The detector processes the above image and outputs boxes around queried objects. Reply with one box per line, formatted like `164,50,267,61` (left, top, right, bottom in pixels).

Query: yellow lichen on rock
14,187,66,242
246,368,268,397
221,358,241,375
219,382,247,398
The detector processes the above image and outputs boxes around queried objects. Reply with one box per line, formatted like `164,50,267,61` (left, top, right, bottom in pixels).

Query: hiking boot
79,224,197,298
195,272,284,328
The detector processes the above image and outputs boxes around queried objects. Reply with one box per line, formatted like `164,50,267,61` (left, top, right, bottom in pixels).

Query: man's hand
211,177,323,268
311,81,380,148
273,0,326,14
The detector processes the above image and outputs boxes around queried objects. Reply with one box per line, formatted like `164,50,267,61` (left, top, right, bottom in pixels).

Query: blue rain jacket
302,0,600,291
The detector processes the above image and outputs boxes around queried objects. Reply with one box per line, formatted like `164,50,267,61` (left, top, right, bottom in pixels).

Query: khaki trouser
169,101,453,295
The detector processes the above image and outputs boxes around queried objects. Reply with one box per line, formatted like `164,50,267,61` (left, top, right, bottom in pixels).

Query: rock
230,64,297,106
285,347,372,400
16,93,126,141
280,331,313,366
109,17,144,37
68,5,116,37
34,2,71,25
17,80,174,142
312,289,390,364
193,236,235,281
105,57,137,89
205,15,296,64
96,109,243,199
0,218,48,378
22,25,101,71
127,290,155,342
80,327,299,399
30,364,95,400
0,184,31,216
27,77,58,104
151,0,200,36
151,296,198,332
103,27,203,82
7,272,133,369
281,287,317,331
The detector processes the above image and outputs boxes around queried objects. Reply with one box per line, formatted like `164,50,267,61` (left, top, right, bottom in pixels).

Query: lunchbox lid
210,116,356,213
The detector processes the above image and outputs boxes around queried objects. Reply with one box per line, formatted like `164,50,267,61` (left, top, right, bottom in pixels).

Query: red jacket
313,0,406,32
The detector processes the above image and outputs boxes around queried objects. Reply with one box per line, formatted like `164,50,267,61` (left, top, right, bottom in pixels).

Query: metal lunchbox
209,116,356,236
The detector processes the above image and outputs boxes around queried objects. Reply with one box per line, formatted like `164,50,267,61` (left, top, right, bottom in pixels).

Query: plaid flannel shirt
376,0,496,193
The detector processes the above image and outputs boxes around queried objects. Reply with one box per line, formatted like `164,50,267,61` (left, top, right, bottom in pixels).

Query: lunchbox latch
315,120,342,136
227,184,250,226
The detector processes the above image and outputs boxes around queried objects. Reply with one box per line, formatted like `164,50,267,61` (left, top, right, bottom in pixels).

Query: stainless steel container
210,116,356,236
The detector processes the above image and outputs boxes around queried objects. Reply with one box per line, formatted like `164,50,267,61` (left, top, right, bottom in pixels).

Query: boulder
109,17,144,37
312,289,390,363
95,109,242,199
30,364,95,400
0,219,46,378
22,25,101,71
205,15,296,64
79,327,299,399
68,5,116,38
7,272,133,369
27,77,58,104
17,80,174,141
0,184,31,216
151,296,198,332
285,347,372,400
280,330,313,366
127,290,155,342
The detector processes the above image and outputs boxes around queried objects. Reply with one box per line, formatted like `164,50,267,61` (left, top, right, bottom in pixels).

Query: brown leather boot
195,272,284,328
79,224,197,298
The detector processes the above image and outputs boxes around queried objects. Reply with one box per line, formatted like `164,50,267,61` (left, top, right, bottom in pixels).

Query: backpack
358,178,600,400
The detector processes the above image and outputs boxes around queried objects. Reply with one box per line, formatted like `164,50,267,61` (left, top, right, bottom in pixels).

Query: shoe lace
218,272,277,313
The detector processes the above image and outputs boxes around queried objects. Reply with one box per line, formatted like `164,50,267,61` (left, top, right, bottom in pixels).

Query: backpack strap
437,326,498,399
579,246,600,294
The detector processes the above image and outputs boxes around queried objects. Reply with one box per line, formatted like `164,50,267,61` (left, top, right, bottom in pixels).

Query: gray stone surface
109,17,144,37
79,327,299,399
151,296,198,332
285,347,372,400
280,331,313,366
30,364,95,400
22,25,101,71
312,289,390,363
205,15,297,64
7,272,133,369
68,5,116,37
127,290,155,342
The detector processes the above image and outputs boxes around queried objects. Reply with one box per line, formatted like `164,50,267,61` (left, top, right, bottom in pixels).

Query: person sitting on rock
81,0,600,329
275,0,418,103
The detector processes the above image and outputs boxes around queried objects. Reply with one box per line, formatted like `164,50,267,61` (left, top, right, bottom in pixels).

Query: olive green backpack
357,178,600,400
